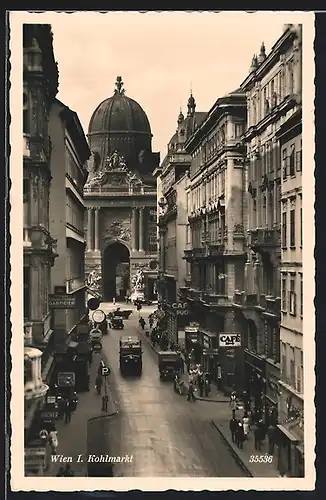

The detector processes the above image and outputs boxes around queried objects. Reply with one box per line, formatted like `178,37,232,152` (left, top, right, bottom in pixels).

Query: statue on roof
114,76,125,95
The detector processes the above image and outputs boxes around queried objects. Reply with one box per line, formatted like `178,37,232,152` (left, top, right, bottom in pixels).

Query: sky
23,11,310,161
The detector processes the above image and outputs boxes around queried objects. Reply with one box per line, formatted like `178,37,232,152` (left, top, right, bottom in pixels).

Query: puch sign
219,333,241,347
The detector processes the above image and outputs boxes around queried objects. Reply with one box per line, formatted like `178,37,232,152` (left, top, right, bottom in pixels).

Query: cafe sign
219,333,241,347
171,302,189,315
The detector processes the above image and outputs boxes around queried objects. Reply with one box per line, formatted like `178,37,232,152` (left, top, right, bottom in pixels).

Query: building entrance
102,242,130,301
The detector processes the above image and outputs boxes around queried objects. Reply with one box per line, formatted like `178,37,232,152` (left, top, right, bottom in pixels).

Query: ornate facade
84,78,159,301
23,24,58,470
155,94,207,346
181,89,248,385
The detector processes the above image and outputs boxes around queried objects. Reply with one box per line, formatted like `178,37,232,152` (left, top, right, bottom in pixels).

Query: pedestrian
242,411,250,440
217,365,222,391
56,466,65,477
49,429,58,454
204,372,211,397
102,393,109,412
267,424,276,455
230,391,237,412
95,374,103,395
139,317,146,330
237,422,245,449
229,415,238,443
254,424,263,451
187,380,196,402
64,399,72,424
113,297,116,305
63,464,74,477
198,372,204,397
243,390,250,412
178,355,184,375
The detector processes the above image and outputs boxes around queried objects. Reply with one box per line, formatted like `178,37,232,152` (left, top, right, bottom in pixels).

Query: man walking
64,399,72,424
102,393,109,412
229,415,238,443
187,380,196,402
95,374,103,395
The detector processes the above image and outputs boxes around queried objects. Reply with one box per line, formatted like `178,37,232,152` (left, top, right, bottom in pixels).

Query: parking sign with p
100,361,111,377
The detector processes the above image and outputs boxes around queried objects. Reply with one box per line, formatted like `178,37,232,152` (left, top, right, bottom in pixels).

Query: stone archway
102,241,130,301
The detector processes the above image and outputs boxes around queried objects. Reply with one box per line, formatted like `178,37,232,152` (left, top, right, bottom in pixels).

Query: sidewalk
137,324,229,403
211,419,280,477
43,350,117,476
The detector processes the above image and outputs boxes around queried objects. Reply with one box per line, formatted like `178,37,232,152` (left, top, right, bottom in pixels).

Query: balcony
208,243,225,257
233,290,258,307
202,293,229,307
188,289,203,301
23,227,58,257
23,227,32,247
249,228,281,251
24,347,49,401
66,276,86,294
265,295,281,318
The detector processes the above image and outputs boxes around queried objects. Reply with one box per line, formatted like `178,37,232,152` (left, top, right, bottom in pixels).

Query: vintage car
110,316,124,330
158,351,182,380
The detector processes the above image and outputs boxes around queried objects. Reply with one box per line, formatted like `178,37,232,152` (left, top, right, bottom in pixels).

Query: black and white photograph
9,10,315,491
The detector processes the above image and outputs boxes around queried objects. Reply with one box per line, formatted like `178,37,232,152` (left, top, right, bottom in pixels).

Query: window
281,275,287,311
282,211,287,248
290,207,296,247
235,123,243,138
23,179,30,226
300,274,303,317
24,357,33,385
289,275,297,315
282,148,288,180
23,92,29,134
289,144,295,176
289,346,295,387
296,141,302,172
23,266,30,320
296,351,303,394
281,342,287,380
186,225,190,244
299,201,303,248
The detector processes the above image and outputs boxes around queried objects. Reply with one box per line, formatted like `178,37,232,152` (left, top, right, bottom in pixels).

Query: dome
87,77,154,176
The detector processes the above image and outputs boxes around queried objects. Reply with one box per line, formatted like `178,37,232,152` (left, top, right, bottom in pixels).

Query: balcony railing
202,293,229,306
233,290,258,307
208,243,225,256
66,276,86,293
249,228,281,249
265,295,281,316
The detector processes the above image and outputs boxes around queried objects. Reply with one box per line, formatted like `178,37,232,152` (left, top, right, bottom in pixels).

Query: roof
88,77,151,137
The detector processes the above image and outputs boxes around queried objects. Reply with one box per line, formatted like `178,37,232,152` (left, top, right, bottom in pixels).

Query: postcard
9,9,315,492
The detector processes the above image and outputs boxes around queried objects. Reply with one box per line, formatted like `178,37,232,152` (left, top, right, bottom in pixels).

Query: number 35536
249,455,273,463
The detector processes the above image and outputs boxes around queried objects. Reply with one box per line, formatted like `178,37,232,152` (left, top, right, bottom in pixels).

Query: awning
277,424,299,442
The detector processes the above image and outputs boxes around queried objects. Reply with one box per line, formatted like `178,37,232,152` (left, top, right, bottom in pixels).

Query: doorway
102,242,130,301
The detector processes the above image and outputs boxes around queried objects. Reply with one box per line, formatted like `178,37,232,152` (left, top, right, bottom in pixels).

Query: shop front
184,325,202,365
218,333,245,395
265,359,281,426
200,330,218,372
244,349,266,415
277,384,304,477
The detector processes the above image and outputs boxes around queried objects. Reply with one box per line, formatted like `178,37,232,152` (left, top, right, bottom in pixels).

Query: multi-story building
23,24,59,473
155,95,206,346
238,25,302,442
276,28,303,478
48,99,90,348
84,77,159,301
182,89,247,388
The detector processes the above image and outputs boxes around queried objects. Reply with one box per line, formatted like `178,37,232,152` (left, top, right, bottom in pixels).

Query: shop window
289,275,297,316
289,144,295,177
290,207,296,248
23,266,31,320
282,211,287,248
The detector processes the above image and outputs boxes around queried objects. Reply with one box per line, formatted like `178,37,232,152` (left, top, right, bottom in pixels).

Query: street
46,303,247,477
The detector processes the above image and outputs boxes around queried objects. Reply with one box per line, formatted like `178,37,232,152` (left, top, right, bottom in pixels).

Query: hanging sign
92,309,106,324
219,333,241,347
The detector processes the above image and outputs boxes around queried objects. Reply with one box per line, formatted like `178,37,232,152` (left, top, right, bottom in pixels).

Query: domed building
84,77,160,302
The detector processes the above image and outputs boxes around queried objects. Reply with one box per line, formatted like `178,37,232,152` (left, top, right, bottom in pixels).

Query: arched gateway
102,241,130,301
84,77,159,301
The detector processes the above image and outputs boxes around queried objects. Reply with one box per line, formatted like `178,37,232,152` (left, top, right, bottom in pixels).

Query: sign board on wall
219,333,241,347
185,327,199,333
49,295,76,309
